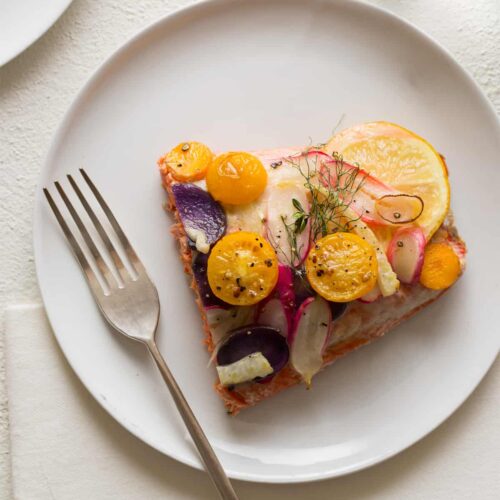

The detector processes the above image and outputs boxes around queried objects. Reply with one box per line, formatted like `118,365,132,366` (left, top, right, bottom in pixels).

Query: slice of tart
158,122,466,415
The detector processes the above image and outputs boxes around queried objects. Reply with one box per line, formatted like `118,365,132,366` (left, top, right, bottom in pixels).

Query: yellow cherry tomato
162,141,213,182
305,232,378,302
206,152,267,205
420,243,461,290
208,231,278,306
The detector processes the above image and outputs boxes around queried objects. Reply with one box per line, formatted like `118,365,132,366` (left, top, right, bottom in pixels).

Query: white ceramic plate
34,0,500,483
0,0,72,66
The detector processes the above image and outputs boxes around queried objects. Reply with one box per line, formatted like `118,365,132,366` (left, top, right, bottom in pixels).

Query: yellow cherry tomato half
206,152,267,205
305,232,378,302
162,141,213,182
420,243,461,290
207,231,278,306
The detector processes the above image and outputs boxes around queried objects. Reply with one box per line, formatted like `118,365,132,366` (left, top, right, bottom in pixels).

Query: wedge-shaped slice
160,130,465,415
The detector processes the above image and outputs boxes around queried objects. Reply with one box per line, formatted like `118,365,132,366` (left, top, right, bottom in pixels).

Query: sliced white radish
387,227,426,284
290,296,332,387
256,298,289,337
216,352,273,386
358,283,382,303
205,306,255,346
266,181,310,266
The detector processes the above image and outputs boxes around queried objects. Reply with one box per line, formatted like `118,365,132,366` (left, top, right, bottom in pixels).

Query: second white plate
34,0,500,483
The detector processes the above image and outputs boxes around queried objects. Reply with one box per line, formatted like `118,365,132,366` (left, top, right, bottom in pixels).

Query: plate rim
0,0,73,67
33,0,500,484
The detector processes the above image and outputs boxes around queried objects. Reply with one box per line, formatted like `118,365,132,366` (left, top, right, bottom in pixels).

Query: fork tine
55,181,117,289
79,168,143,273
43,188,104,294
67,174,128,280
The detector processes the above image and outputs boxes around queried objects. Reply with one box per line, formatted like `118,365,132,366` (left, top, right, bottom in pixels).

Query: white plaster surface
0,0,498,497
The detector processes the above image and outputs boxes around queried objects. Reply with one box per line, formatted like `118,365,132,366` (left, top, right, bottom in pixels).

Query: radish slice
257,265,295,336
290,296,332,386
375,194,424,224
205,306,255,346
387,227,426,284
266,181,310,267
256,298,289,337
358,283,382,303
276,264,295,330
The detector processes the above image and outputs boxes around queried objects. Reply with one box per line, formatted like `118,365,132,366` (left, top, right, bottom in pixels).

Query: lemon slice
324,122,450,242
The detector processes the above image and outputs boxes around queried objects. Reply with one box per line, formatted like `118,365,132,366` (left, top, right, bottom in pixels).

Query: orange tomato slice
305,232,378,302
420,243,460,290
207,232,278,306
162,141,213,182
206,152,267,205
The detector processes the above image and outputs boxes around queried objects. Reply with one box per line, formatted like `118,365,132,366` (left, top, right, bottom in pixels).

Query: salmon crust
159,153,466,415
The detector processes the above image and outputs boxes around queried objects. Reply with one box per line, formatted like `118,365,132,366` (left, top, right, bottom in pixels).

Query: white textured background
0,0,498,497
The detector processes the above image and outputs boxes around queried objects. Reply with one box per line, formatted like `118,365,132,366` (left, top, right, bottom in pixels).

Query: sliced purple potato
171,183,226,252
217,325,289,379
192,252,227,307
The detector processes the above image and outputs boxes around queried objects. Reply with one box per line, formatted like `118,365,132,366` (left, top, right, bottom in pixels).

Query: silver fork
44,169,238,500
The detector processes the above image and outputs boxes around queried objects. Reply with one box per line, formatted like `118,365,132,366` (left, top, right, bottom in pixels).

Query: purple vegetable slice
192,252,226,307
217,325,289,378
171,183,226,252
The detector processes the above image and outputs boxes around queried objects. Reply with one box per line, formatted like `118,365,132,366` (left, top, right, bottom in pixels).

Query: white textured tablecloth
1,0,499,498
5,305,500,499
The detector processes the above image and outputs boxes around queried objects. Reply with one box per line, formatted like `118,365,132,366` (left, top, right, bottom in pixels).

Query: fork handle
146,340,239,500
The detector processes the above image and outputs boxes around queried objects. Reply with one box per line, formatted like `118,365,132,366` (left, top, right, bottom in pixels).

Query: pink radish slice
276,265,295,330
257,265,295,337
266,182,310,266
290,296,332,386
387,227,426,284
256,298,289,337
358,283,382,303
